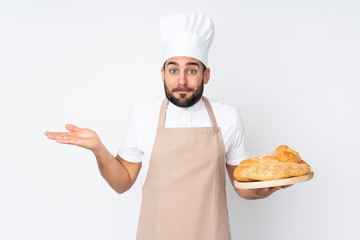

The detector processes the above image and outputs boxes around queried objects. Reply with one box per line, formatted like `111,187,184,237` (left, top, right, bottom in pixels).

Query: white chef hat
160,13,214,67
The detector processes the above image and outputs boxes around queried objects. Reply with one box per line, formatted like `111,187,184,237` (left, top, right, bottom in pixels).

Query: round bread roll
234,146,311,182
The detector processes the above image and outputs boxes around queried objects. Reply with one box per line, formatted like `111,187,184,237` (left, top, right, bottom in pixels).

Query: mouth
175,90,191,94
173,87,193,93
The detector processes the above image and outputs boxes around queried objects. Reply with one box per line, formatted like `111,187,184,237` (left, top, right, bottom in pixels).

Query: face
161,56,210,108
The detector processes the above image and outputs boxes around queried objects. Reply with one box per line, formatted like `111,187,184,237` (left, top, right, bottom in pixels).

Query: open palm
44,124,102,152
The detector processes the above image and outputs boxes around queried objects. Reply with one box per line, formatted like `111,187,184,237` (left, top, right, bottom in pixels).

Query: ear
204,68,210,85
161,67,164,82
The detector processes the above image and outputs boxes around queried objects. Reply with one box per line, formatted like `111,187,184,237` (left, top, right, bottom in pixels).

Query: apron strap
158,97,218,128
202,97,219,128
158,98,169,128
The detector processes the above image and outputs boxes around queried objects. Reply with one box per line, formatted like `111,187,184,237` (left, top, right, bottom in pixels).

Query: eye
188,69,197,74
169,69,177,74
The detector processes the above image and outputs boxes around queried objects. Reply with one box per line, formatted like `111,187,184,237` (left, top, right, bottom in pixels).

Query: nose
178,71,187,86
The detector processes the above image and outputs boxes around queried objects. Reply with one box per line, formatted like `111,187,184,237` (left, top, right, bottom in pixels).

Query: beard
164,77,204,108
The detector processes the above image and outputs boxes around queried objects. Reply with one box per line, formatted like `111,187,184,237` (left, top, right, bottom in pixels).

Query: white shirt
117,97,249,178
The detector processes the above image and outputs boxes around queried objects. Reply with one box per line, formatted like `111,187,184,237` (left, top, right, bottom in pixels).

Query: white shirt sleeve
117,108,143,163
225,109,250,166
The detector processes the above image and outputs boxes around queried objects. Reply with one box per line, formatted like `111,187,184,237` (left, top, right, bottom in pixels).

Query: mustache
172,87,194,92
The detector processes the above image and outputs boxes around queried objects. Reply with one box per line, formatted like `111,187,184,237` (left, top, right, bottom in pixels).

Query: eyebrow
166,61,200,68
187,62,200,68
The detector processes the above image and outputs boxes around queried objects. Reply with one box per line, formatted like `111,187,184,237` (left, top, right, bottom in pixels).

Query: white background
1,0,359,239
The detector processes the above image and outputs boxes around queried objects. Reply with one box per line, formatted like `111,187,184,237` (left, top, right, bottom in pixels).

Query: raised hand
44,124,104,153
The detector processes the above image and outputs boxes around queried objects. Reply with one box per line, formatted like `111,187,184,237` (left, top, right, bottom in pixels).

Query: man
45,13,289,239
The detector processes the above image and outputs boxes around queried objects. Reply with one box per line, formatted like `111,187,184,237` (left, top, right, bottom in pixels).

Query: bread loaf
234,145,311,182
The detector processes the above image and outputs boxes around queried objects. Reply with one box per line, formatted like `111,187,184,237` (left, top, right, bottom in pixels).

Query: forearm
93,144,132,194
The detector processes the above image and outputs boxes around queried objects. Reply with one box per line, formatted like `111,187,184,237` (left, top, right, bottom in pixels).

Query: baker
45,13,290,240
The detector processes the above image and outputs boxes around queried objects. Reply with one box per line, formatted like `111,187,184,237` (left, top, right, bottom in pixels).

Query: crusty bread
275,145,302,163
234,146,311,182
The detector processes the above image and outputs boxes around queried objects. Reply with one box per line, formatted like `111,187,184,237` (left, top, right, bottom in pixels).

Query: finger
45,131,75,137
45,132,76,140
281,184,293,189
266,187,281,194
44,131,59,136
55,138,82,146
269,187,281,192
65,124,81,132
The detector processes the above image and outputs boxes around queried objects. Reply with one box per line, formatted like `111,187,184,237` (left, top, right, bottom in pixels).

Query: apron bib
136,97,231,240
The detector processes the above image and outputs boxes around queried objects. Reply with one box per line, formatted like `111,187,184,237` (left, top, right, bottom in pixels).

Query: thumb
65,124,81,132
